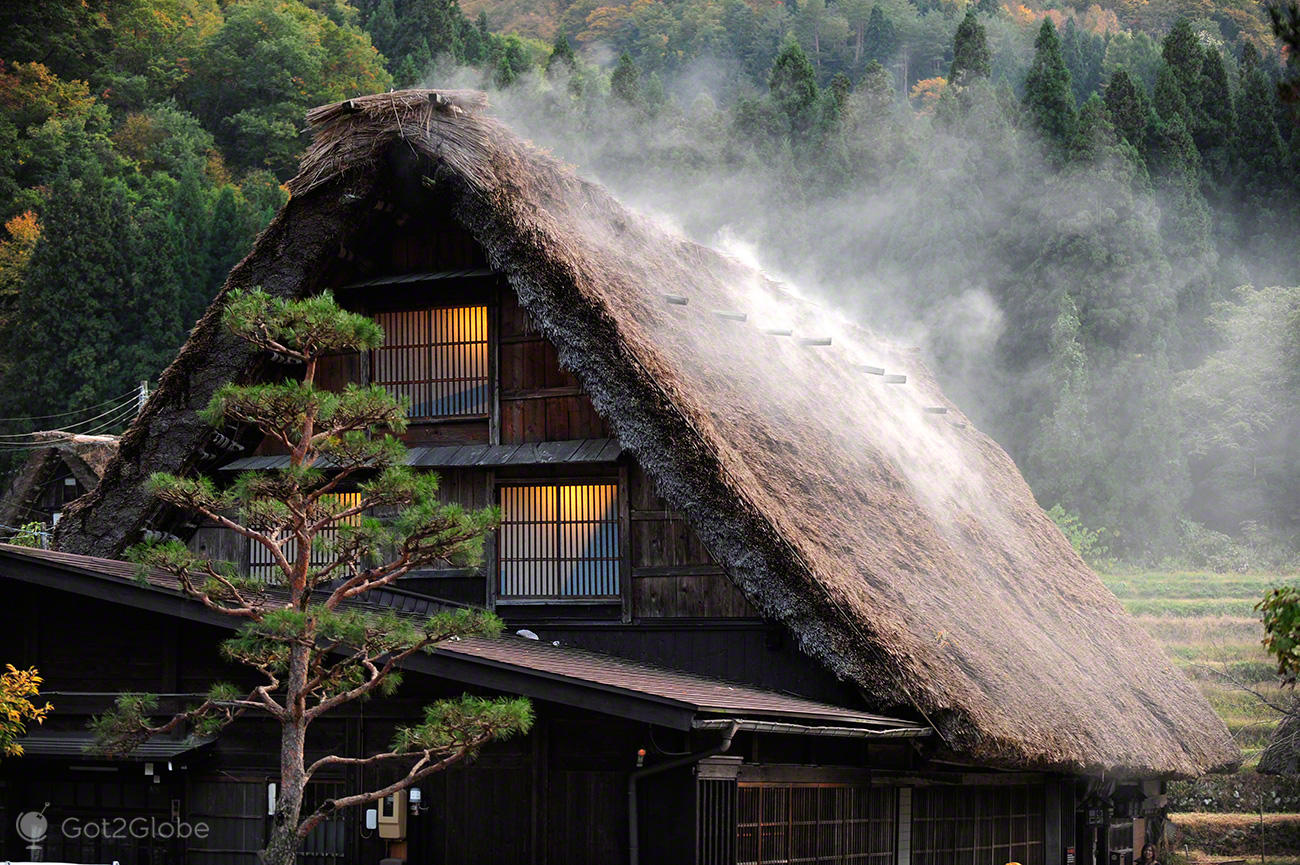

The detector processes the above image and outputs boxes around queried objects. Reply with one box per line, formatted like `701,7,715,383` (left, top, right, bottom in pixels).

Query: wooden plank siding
627,463,757,619
499,291,609,444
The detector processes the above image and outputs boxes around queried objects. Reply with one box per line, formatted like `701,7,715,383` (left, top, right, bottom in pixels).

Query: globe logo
16,803,50,844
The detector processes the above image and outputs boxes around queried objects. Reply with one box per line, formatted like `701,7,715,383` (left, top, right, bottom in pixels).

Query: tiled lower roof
220,438,622,471
0,544,925,733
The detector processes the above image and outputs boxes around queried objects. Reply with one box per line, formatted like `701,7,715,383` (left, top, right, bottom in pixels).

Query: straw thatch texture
1258,710,1300,775
0,432,119,526
58,90,1237,777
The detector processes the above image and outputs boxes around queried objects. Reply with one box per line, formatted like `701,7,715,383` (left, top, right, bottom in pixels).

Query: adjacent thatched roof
1258,710,1300,775
55,90,1238,778
0,432,118,526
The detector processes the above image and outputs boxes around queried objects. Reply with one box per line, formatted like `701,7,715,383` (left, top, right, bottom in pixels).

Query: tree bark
261,643,310,865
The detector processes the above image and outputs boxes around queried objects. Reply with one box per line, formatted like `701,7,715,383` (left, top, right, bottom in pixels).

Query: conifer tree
94,289,531,865
1195,48,1236,183
1103,67,1148,149
862,6,898,66
610,51,642,106
769,37,820,137
949,10,991,85
1023,19,1077,159
1161,19,1204,113
546,33,577,77
1235,61,1286,206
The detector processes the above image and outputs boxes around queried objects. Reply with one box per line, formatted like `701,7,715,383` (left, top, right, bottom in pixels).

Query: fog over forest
1,0,1297,567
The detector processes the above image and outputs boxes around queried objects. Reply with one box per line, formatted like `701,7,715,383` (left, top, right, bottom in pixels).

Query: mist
423,42,1299,565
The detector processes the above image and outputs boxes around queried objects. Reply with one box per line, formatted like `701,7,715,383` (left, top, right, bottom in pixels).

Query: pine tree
948,10,991,86
546,34,577,78
610,51,641,106
1161,19,1204,113
1023,19,1077,159
769,37,820,137
862,6,898,66
1103,67,1148,149
1195,48,1235,183
1235,62,1285,207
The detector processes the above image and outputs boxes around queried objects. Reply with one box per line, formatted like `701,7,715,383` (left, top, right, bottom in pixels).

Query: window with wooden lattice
370,306,490,420
247,492,364,582
910,784,1045,865
736,783,897,865
497,483,621,601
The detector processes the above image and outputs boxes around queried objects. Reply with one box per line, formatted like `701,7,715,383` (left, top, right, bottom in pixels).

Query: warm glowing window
371,306,489,419
248,492,364,581
498,483,621,600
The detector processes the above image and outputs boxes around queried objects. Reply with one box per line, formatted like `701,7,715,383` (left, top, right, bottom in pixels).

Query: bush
1048,504,1115,569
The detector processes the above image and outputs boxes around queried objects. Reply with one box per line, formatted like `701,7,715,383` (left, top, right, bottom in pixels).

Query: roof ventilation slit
663,294,689,305
762,328,793,336
859,365,886,375
714,310,747,321
883,374,908,384
797,337,832,347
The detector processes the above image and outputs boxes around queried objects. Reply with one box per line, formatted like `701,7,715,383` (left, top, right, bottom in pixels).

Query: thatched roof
1258,710,1300,775
56,90,1237,778
0,432,118,526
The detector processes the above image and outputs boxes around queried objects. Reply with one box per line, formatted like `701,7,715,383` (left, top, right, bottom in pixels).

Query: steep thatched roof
1258,710,1300,775
56,90,1238,778
0,432,118,526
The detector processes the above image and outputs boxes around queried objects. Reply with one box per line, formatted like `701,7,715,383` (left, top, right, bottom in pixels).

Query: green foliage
610,52,642,106
7,522,48,548
1023,20,1077,160
1259,585,1300,683
769,37,820,137
1047,505,1114,570
949,11,991,86
391,694,534,753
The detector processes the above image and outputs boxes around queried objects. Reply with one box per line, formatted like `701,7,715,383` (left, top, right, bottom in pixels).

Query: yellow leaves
4,212,40,248
579,5,633,44
1,664,53,759
909,77,947,115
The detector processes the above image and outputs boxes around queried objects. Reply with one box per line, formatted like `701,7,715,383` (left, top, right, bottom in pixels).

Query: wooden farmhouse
0,431,118,530
1,90,1237,865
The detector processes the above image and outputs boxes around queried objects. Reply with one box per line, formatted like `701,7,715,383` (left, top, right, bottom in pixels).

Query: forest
0,0,1297,568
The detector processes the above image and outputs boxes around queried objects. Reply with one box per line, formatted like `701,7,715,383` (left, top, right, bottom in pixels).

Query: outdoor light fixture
267,783,277,816
365,808,378,830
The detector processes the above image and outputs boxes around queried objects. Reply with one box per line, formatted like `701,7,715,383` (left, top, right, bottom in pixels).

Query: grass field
1100,569,1298,766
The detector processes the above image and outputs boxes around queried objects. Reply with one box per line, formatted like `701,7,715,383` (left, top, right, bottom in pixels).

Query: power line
0,394,140,440
0,387,140,424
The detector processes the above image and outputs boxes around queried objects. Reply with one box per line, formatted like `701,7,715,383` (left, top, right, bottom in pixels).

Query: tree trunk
855,26,863,66
262,645,310,865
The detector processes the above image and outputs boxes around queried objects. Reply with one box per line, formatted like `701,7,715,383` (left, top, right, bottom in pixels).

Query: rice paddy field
1101,569,1295,767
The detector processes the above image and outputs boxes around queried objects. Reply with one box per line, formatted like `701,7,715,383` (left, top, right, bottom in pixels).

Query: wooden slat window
498,483,620,599
910,785,1044,865
737,784,896,865
371,306,489,419
248,492,364,582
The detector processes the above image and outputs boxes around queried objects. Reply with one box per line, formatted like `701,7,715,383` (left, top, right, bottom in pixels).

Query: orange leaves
0,664,53,758
909,77,947,115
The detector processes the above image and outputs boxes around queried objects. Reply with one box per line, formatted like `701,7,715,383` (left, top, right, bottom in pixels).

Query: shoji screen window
248,491,364,582
498,483,621,600
371,306,489,419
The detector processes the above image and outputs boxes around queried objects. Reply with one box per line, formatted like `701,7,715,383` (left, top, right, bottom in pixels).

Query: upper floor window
248,491,363,582
497,483,621,601
371,306,489,420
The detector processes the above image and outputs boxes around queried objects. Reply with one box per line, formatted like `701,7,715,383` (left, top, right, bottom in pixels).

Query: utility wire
0,395,140,440
0,387,140,423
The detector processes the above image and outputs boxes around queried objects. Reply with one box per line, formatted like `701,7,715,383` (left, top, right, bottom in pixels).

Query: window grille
910,785,1044,865
737,784,896,865
498,483,621,600
371,306,490,419
248,492,364,582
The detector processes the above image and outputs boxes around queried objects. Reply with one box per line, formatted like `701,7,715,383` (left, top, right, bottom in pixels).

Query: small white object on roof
883,374,907,384
663,294,688,305
923,407,948,415
797,337,832,347
860,365,885,375
763,327,793,336
516,629,539,640
714,310,747,321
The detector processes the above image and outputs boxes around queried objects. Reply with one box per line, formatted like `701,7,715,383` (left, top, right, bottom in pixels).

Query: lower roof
0,544,925,737
220,438,622,472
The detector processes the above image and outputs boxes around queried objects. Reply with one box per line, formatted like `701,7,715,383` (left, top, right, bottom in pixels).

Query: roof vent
714,310,747,321
859,365,885,375
663,294,689,305
763,327,793,336
797,337,832,347
923,407,948,415
883,374,907,384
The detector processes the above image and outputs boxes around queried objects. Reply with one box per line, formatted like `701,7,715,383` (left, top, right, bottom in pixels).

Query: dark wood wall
498,290,609,444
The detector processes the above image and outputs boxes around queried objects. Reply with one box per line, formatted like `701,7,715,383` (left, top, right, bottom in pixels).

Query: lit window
498,483,621,600
371,306,489,419
248,492,364,582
